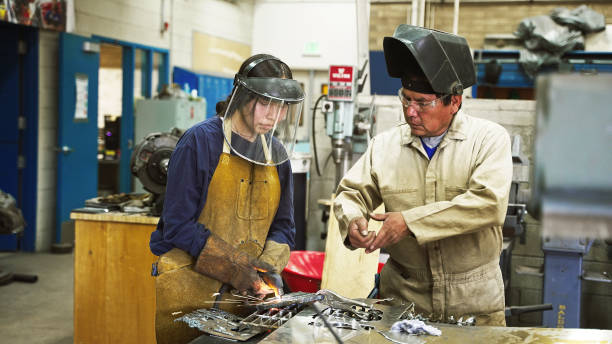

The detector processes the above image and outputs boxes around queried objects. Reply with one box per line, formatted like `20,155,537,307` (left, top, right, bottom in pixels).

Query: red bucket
282,250,385,293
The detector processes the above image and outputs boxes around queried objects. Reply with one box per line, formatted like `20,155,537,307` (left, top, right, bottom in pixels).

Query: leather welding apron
154,126,281,344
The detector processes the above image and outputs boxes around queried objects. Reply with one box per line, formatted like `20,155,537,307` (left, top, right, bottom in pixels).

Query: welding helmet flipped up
383,24,475,95
222,57,304,166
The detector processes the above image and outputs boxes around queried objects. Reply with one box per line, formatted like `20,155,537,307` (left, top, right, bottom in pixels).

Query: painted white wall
252,0,362,70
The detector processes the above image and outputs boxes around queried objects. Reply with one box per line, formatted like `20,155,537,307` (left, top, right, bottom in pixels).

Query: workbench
71,211,159,344
259,304,612,344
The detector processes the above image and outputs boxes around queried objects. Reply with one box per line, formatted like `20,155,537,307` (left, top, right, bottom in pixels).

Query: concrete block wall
369,1,612,50
73,0,253,70
36,31,60,251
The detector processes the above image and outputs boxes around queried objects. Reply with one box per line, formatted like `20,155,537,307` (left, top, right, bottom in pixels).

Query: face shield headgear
222,60,304,166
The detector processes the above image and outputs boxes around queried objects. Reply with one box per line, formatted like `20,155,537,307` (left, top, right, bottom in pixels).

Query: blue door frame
56,33,100,244
92,35,169,193
0,23,39,252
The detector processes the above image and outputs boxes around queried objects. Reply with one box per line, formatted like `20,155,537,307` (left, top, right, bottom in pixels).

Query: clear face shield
222,76,304,166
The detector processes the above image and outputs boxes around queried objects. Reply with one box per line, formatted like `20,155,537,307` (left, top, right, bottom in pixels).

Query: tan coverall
334,110,512,326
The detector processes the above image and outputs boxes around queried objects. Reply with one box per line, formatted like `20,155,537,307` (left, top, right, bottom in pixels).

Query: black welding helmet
223,56,304,166
383,24,475,95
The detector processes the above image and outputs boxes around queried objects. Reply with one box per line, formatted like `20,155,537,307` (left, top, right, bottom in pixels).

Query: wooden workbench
71,212,159,344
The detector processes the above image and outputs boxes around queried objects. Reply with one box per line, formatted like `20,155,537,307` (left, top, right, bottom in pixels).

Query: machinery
529,73,612,328
471,50,612,100
0,189,37,286
312,62,375,186
130,129,182,216
134,97,206,193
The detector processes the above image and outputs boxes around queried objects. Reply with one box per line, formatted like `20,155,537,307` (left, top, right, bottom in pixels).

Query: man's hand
366,212,412,253
347,217,376,250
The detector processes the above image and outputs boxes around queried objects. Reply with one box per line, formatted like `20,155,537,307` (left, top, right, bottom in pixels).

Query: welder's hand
230,259,274,296
250,260,277,297
195,233,274,295
347,216,376,251
366,212,412,253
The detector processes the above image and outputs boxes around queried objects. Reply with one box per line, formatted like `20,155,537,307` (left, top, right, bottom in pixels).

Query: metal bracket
18,116,26,130
17,156,25,169
18,40,27,55
582,271,612,283
515,264,544,277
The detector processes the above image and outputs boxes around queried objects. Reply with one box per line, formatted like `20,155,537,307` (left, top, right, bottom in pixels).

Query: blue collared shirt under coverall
149,116,296,258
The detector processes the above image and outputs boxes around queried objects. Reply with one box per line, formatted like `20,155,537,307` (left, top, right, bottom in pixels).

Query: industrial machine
312,62,374,186
471,50,612,100
134,97,206,193
529,73,612,328
130,129,182,216
0,189,37,286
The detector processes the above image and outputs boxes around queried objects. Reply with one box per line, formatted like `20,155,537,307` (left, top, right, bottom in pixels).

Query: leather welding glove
257,240,290,274
194,233,275,293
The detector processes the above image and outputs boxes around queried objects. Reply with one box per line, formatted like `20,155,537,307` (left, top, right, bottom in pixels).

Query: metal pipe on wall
411,0,418,25
418,0,425,27
453,0,460,34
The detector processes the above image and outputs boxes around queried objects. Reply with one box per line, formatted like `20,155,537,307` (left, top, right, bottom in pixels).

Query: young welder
150,54,304,343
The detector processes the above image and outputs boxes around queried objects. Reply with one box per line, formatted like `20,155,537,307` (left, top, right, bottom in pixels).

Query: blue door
0,23,38,251
55,33,100,243
0,27,21,250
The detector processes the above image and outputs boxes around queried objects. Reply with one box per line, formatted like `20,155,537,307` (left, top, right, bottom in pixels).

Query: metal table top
260,304,612,344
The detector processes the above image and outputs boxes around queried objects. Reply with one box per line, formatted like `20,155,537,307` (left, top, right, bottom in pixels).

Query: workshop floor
0,251,73,344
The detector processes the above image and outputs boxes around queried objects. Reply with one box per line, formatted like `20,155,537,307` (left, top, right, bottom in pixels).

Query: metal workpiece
176,308,264,342
241,306,300,330
255,292,325,311
316,289,383,322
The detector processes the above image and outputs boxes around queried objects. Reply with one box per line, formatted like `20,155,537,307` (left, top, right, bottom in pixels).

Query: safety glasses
398,88,450,112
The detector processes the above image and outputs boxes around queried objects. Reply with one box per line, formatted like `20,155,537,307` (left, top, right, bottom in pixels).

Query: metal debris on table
398,302,475,327
175,290,476,342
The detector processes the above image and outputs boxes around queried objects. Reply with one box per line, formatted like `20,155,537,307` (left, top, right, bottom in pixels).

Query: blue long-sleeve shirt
149,116,295,258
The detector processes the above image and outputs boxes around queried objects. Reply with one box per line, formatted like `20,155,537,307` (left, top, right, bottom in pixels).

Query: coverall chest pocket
444,186,467,201
237,179,269,220
382,188,421,211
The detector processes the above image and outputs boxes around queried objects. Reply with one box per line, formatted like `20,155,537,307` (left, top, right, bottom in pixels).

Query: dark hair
215,54,293,116
435,93,453,106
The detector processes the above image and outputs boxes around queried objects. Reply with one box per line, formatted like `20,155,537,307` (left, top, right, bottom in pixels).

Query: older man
334,25,512,326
